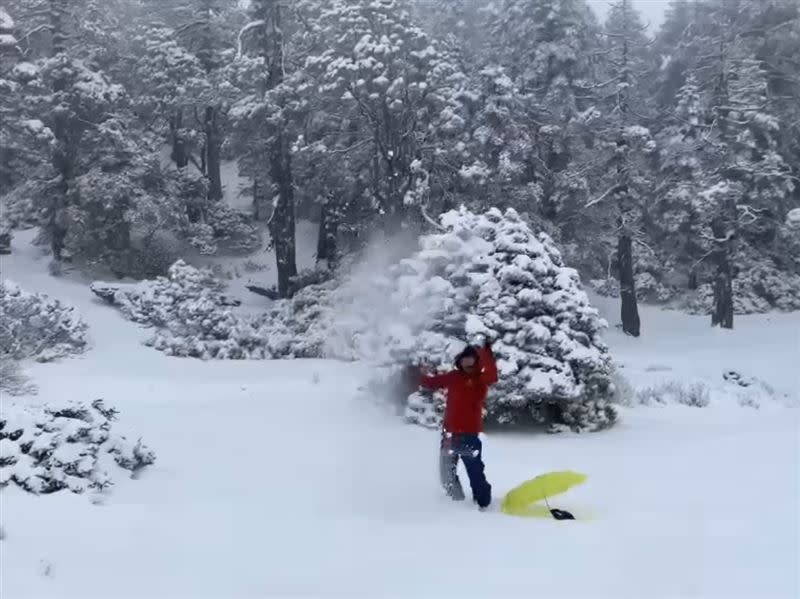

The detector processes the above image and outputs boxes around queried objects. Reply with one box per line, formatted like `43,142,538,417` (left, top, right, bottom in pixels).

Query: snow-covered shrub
634,381,711,408
634,272,672,303
0,399,155,494
0,180,41,230
734,260,800,312
592,272,675,305
90,260,235,326
323,207,616,432
723,370,776,409
589,277,620,298
124,234,182,279
182,204,261,256
259,277,339,358
609,367,635,407
206,204,261,254
148,302,270,359
0,281,89,361
93,259,332,360
680,266,800,315
146,273,339,360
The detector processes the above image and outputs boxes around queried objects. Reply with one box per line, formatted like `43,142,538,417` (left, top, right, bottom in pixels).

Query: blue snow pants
439,433,492,508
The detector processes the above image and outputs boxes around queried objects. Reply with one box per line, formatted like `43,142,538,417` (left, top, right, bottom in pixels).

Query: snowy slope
2,233,799,598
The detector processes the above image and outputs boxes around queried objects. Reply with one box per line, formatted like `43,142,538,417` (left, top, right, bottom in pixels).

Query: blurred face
459,355,476,373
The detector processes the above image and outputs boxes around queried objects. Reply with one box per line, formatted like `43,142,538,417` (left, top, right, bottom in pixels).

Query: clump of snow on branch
0,399,155,495
0,281,89,362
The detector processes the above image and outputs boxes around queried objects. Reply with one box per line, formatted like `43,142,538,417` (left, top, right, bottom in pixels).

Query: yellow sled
501,471,588,519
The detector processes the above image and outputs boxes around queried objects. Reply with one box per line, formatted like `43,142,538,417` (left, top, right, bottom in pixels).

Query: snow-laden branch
420,205,445,232
584,184,620,209
17,23,53,45
690,247,716,269
700,230,735,244
633,236,656,257
329,137,372,155
236,20,266,59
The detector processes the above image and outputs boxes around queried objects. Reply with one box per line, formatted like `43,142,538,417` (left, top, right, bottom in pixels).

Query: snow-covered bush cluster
634,381,711,408
592,260,800,315
92,259,331,360
0,280,89,362
0,399,155,494
91,260,235,326
625,369,781,410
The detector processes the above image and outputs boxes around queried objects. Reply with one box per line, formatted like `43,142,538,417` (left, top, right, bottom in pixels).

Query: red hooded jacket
419,347,498,434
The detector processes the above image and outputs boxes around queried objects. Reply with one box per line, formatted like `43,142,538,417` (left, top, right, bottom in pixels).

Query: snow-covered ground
2,232,799,598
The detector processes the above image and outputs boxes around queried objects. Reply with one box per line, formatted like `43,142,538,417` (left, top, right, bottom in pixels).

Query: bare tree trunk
170,108,189,168
269,130,297,298
710,217,734,329
49,0,70,261
618,232,641,336
204,105,223,201
262,2,297,297
316,193,339,266
613,0,641,337
252,179,261,220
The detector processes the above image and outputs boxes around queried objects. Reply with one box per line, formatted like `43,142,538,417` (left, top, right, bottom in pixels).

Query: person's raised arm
478,342,498,385
419,368,456,390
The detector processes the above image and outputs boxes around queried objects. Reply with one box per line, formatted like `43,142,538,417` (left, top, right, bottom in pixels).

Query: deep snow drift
1,231,799,598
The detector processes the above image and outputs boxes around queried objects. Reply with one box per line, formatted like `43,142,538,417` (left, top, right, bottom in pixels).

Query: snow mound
0,280,89,362
0,399,155,494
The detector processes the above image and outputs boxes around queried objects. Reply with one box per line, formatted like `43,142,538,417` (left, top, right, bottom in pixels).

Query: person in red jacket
418,339,498,509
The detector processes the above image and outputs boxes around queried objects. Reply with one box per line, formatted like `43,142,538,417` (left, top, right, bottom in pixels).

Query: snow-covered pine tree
682,1,799,323
652,75,710,291
229,0,303,297
2,0,151,269
491,0,597,120
587,0,654,337
487,0,602,267
305,0,466,233
0,2,54,199
0,5,21,219
368,207,616,432
452,65,548,221
412,0,492,81
131,23,209,171
134,0,234,202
